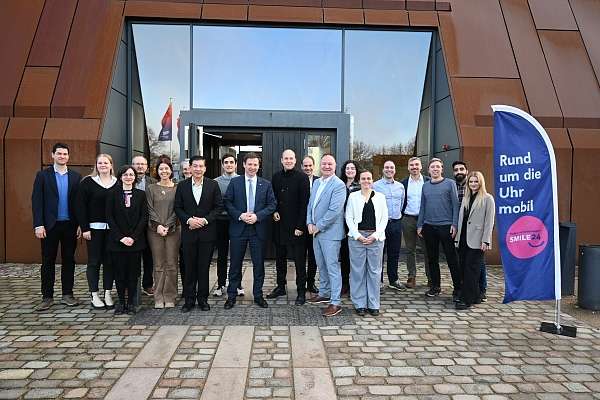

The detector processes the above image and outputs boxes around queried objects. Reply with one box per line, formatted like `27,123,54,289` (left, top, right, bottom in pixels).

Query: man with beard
453,160,487,302
267,150,310,305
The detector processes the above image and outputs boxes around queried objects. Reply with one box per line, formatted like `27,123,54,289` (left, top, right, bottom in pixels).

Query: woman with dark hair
339,160,361,295
106,165,148,315
454,171,495,310
77,154,117,309
146,156,180,309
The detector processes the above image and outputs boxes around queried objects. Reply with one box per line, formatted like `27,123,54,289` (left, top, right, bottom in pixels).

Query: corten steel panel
202,4,248,20
204,0,248,3
27,0,78,67
324,8,364,24
459,126,500,264
4,118,46,263
248,5,323,22
545,128,573,222
0,118,8,261
569,128,600,248
124,1,202,18
52,1,125,119
570,0,600,86
406,0,435,11
323,0,363,8
438,0,519,78
250,0,321,6
435,1,450,11
363,0,406,9
408,10,438,26
528,0,577,31
451,77,528,127
500,0,563,128
15,67,60,118
42,119,101,166
0,0,45,117
364,9,409,25
539,31,600,129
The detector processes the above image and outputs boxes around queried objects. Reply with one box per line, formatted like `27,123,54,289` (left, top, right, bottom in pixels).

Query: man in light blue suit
306,154,347,317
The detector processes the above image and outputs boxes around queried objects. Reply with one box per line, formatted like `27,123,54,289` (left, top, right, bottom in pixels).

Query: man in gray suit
306,154,347,317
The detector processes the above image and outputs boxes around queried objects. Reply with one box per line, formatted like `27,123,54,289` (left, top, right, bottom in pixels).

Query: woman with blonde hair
76,154,117,309
454,171,495,310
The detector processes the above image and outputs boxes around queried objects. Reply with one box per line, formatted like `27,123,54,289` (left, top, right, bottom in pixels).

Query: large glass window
192,26,342,111
344,30,431,173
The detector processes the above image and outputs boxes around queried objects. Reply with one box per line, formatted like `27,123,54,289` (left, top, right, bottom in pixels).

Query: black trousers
85,229,114,292
340,237,350,288
113,251,141,305
305,235,317,287
422,224,460,292
383,219,402,283
459,244,483,305
40,221,77,299
183,240,215,305
275,242,307,291
215,219,230,288
142,232,154,290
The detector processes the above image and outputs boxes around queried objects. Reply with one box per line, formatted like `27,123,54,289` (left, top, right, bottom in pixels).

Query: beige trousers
147,226,181,304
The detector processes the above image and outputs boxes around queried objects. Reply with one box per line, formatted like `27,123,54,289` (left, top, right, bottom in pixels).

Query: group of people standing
31,142,494,316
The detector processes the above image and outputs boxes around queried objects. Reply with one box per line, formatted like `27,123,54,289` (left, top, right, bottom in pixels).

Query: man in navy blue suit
223,153,276,309
31,143,82,311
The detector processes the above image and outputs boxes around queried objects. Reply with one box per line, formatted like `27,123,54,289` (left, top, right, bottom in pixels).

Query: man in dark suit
223,153,277,309
31,143,82,311
267,150,310,305
174,155,224,313
302,155,319,294
133,155,157,296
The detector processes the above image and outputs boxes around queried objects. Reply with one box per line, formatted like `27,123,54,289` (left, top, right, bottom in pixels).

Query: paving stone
23,389,64,399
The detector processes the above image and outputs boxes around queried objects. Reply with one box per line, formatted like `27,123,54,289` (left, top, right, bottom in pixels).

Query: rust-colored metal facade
1,0,599,264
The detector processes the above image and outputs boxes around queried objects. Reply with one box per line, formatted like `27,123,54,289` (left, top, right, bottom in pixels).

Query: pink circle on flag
505,215,548,259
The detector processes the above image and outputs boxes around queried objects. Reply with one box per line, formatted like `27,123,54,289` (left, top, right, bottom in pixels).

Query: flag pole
169,97,174,161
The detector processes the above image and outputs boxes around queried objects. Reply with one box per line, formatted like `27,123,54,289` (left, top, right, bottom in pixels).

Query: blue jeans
314,236,342,306
479,260,487,292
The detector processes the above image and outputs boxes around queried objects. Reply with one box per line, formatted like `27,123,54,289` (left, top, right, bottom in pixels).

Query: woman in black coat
106,165,148,315
339,160,361,295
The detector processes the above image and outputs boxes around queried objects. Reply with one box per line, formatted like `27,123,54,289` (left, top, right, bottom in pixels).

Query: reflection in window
132,24,190,163
307,134,332,172
344,31,431,176
193,26,342,111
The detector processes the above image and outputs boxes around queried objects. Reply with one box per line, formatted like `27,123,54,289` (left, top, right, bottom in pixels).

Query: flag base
539,322,577,337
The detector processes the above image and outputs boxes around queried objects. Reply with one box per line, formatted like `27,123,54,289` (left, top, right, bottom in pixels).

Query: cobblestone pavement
1,262,599,399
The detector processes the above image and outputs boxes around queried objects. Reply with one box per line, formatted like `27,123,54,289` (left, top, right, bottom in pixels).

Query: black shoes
126,304,136,315
114,303,125,315
367,308,379,316
306,283,319,294
181,303,194,313
425,287,441,297
266,286,286,299
254,297,269,308
198,301,210,311
455,301,471,310
295,294,306,306
355,308,367,316
224,298,236,309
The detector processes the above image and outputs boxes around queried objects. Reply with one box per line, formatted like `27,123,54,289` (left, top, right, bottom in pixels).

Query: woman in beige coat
455,171,495,310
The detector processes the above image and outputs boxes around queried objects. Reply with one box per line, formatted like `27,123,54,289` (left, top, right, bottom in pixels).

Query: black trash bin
578,245,600,311
559,222,577,295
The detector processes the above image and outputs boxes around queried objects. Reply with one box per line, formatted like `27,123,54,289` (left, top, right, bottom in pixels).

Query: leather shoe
322,304,342,317
254,297,269,308
198,301,210,311
308,295,330,304
224,298,236,310
455,301,471,310
266,286,286,299
295,294,306,306
406,277,416,289
355,308,367,316
306,283,319,294
181,303,194,313
367,308,380,316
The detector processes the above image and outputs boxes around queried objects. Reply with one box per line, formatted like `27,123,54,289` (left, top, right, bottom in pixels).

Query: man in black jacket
267,150,310,305
401,157,431,288
31,143,82,311
174,155,224,312
302,155,319,294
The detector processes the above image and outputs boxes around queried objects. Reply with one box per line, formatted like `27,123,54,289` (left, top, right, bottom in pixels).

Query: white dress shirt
404,175,425,216
192,177,203,204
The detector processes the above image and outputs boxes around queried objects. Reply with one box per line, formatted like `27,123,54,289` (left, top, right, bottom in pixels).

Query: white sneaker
91,292,105,309
237,287,245,296
104,290,114,307
154,302,165,309
212,286,225,297
165,302,175,308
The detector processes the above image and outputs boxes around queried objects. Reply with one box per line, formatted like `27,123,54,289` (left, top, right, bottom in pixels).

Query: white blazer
345,190,389,241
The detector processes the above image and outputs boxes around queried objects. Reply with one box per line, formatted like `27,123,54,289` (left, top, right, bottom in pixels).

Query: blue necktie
248,179,255,213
